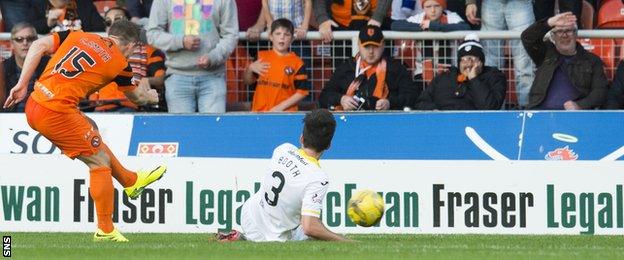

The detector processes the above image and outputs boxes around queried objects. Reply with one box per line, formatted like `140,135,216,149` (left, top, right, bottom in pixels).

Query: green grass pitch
7,233,624,259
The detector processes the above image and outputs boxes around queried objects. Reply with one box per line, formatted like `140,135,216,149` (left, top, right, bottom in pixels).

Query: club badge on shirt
284,66,294,75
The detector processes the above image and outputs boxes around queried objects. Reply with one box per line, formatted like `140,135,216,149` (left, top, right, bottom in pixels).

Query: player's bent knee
78,149,111,169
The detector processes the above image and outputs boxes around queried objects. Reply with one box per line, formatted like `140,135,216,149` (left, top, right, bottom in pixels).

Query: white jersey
241,143,329,241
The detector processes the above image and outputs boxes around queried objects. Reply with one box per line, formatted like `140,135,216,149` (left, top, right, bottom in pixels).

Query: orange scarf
346,55,389,100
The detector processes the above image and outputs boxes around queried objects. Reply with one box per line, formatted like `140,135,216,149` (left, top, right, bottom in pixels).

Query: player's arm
3,33,60,108
300,180,350,241
301,215,349,241
116,65,158,106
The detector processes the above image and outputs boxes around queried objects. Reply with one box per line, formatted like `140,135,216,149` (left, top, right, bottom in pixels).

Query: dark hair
104,6,131,27
302,109,336,153
270,18,294,35
107,19,140,45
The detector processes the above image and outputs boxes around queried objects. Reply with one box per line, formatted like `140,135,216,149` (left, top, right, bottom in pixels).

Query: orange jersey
31,31,135,113
251,50,308,112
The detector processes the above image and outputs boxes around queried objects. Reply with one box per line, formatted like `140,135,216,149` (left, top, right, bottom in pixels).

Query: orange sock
102,144,137,188
89,167,114,233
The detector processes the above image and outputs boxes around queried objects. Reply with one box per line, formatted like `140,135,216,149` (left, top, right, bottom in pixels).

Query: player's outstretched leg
124,165,167,199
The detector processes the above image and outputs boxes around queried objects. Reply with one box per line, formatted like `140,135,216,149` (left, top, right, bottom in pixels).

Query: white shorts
240,200,309,242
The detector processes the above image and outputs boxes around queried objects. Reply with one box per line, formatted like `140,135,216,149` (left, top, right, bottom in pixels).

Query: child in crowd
391,0,470,32
244,19,309,112
391,0,470,85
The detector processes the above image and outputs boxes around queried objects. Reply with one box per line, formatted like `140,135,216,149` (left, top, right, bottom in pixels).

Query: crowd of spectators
0,0,623,112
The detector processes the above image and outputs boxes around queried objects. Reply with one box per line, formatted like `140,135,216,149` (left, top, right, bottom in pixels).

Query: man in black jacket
319,25,419,111
521,12,607,110
414,34,506,110
2,22,49,112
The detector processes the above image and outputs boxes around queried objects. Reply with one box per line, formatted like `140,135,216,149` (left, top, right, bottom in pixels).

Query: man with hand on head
521,12,607,110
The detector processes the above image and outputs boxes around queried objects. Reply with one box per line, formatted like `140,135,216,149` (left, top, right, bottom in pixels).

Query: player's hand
3,85,28,109
183,35,201,51
249,59,270,76
319,20,338,43
547,12,577,28
340,95,359,111
465,4,480,25
563,100,581,110
197,55,209,69
295,27,308,40
137,77,159,105
375,98,390,110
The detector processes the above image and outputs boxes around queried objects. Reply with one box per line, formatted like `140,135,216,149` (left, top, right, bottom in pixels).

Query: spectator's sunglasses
105,16,127,27
12,36,37,44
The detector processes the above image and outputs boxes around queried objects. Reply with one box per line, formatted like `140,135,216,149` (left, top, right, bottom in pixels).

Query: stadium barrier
1,112,623,234
2,30,624,110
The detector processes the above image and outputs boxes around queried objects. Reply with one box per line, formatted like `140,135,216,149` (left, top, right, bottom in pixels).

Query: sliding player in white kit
217,109,348,242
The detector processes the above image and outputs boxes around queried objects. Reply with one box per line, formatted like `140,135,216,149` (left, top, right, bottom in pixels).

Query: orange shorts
25,97,102,159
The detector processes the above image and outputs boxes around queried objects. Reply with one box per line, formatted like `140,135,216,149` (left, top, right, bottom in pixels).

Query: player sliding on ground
218,109,349,242
3,20,165,242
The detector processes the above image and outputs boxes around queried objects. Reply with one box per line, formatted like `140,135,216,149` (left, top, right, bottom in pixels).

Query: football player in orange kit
3,20,166,242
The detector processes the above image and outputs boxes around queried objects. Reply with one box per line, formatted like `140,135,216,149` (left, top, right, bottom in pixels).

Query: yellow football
347,189,384,227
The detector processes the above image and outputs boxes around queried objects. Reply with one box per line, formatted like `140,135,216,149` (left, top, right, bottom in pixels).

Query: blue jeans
165,73,226,113
481,0,535,107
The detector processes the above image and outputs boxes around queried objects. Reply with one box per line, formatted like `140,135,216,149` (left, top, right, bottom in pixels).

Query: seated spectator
89,7,167,112
245,19,308,112
30,0,106,34
605,61,624,109
3,23,50,112
391,0,470,32
415,34,506,110
521,12,608,110
319,25,418,111
126,0,152,27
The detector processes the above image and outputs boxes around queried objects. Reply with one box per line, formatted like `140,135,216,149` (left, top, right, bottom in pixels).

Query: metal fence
229,30,624,110
2,30,624,110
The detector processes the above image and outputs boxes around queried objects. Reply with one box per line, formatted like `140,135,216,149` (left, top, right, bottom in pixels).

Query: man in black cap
319,25,419,111
414,33,507,110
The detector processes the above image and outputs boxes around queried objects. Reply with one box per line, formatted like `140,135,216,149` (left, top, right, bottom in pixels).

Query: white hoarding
1,154,623,235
